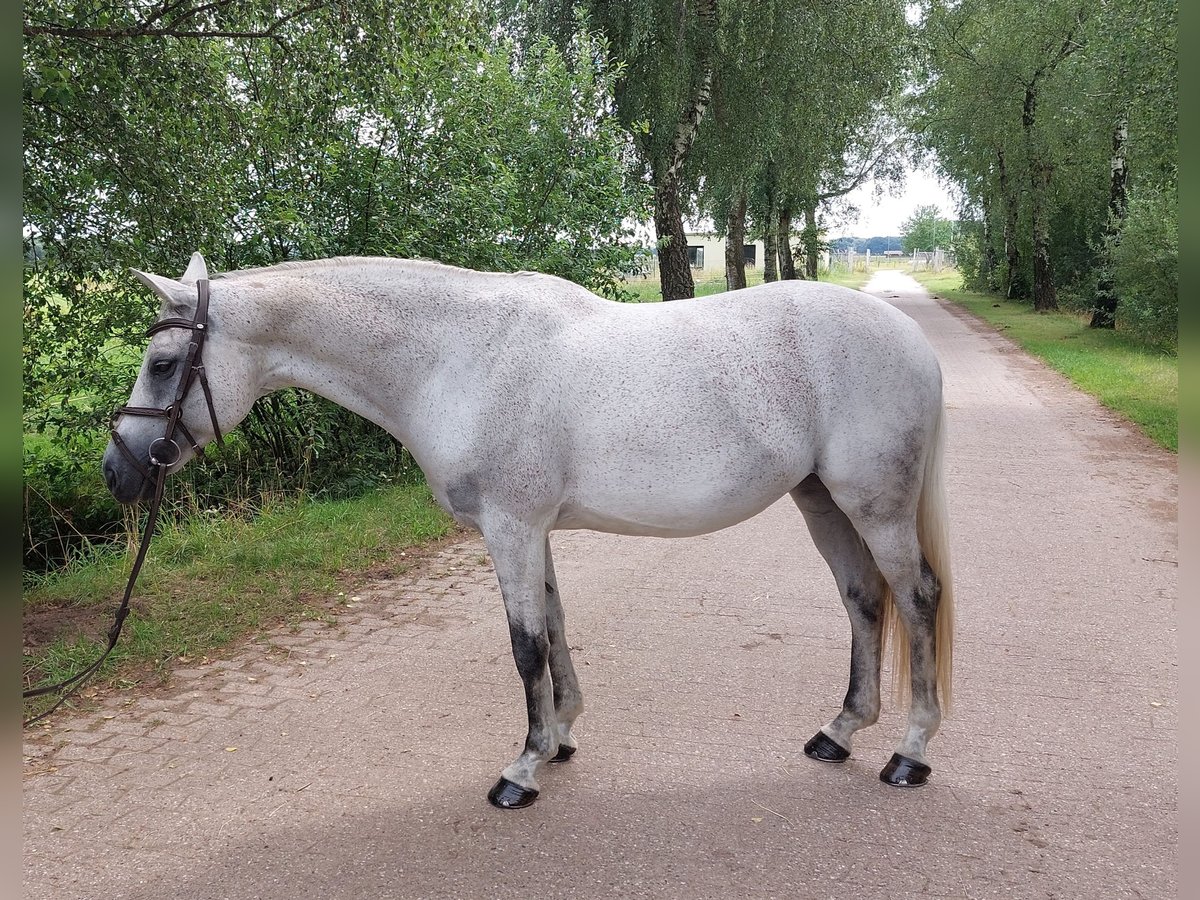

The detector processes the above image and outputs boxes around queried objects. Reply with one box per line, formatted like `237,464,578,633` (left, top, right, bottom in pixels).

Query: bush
951,218,989,291
23,434,128,572
1111,186,1178,348
23,13,649,576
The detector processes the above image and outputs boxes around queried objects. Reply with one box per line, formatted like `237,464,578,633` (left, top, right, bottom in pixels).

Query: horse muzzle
102,440,160,504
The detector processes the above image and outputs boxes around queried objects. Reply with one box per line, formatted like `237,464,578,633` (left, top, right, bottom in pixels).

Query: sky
665,161,961,243
825,164,960,239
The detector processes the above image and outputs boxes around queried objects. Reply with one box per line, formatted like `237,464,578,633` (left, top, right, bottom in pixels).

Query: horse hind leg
834,494,947,788
544,538,583,762
791,475,889,762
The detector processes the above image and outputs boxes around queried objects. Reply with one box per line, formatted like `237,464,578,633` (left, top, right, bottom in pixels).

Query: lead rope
22,464,167,726
23,279,220,727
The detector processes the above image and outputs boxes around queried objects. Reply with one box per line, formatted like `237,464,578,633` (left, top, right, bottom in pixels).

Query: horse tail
885,399,954,712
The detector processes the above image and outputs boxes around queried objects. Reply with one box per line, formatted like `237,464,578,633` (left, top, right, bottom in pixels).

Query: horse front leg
544,538,583,761
482,515,558,809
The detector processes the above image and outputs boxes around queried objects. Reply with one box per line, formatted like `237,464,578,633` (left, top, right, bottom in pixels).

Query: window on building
742,244,757,266
688,246,704,268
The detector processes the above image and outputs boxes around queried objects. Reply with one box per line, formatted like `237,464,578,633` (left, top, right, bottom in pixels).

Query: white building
631,230,766,279
631,228,829,280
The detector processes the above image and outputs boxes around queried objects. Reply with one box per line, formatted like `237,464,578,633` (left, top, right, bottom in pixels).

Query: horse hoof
550,744,576,763
804,731,850,762
488,777,539,809
880,753,931,787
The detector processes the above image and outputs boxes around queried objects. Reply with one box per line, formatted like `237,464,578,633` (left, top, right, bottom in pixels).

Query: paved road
23,272,1177,899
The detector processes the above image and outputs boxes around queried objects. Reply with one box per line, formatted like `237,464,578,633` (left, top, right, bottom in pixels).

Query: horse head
102,252,260,503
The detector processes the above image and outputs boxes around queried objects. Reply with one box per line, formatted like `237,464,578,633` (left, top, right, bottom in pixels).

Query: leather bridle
110,277,224,482
23,278,224,725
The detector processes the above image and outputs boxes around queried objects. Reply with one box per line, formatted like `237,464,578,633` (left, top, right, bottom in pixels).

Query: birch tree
693,0,908,287
914,0,1175,342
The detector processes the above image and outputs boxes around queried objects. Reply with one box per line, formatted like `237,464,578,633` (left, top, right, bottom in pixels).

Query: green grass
912,269,1177,452
23,482,454,716
620,265,872,301
820,268,873,290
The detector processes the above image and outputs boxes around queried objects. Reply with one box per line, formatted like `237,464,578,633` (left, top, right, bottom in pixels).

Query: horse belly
554,452,810,537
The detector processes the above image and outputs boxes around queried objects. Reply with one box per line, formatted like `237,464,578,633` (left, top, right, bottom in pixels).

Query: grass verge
23,481,455,719
912,269,1177,452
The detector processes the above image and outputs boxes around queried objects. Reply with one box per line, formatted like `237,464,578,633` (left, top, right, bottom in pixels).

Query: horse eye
151,358,177,377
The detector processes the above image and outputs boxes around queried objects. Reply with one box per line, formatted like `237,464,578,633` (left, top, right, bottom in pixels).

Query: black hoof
880,753,931,787
804,731,850,762
550,744,576,763
488,776,539,809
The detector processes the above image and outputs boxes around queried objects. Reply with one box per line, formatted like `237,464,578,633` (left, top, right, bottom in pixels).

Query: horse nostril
103,461,118,492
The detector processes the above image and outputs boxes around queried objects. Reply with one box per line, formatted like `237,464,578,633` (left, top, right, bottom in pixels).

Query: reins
23,279,223,727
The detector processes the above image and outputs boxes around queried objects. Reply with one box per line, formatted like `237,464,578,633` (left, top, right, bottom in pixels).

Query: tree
914,0,1095,311
691,0,909,287
23,0,651,563
25,1,648,431
517,0,721,300
901,205,956,253
514,1,909,296
913,0,1175,342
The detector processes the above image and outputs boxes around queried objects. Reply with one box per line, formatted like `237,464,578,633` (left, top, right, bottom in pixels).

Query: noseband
110,278,224,483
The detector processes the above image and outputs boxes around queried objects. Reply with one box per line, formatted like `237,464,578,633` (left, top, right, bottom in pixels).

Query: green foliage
23,433,127,572
900,204,955,253
1110,186,1178,348
694,0,910,239
24,2,648,573
912,0,1177,339
949,218,989,291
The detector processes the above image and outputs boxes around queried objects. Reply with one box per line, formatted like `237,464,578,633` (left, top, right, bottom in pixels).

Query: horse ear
181,252,209,284
131,269,189,309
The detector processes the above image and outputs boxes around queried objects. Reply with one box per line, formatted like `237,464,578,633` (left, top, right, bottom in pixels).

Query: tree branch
140,0,195,30
25,1,328,41
816,136,903,201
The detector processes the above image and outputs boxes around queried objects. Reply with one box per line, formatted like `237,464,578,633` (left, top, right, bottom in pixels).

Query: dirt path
23,271,1177,899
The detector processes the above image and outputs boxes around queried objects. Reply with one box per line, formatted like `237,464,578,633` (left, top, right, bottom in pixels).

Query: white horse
104,253,954,808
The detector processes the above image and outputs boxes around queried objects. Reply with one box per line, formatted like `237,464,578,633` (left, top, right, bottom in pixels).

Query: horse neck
240,263,504,448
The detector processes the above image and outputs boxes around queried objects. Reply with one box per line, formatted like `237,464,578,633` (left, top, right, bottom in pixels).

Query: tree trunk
1030,185,1056,311
649,0,718,301
777,206,797,280
997,148,1023,298
980,193,997,289
762,172,778,282
1023,85,1057,311
654,174,694,301
725,188,748,291
803,201,819,280
763,217,778,282
1090,116,1129,329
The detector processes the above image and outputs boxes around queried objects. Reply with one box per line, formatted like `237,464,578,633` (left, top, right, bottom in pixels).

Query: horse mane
215,256,471,281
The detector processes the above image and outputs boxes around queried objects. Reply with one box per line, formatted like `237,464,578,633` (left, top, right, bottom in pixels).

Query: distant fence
828,248,955,273
626,246,958,282
909,249,955,271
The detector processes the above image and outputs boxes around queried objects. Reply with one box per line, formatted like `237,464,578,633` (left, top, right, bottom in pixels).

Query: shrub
1111,186,1178,349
